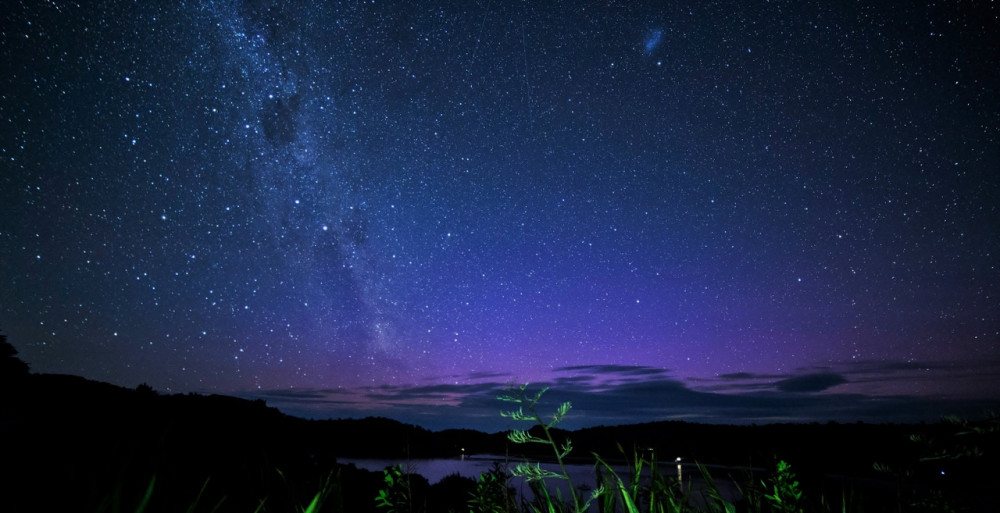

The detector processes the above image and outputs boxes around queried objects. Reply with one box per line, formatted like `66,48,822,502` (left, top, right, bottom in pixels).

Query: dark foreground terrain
2,370,996,512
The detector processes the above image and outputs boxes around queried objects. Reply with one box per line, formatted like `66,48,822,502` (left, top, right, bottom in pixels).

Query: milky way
3,1,998,428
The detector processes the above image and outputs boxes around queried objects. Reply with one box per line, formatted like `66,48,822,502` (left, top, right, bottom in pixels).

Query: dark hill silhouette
1,369,507,512
1,362,996,511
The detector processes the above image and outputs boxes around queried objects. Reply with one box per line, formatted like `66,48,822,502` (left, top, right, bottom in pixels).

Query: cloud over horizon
245,359,1000,431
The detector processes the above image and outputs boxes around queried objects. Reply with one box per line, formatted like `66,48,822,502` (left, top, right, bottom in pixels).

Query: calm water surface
339,454,743,504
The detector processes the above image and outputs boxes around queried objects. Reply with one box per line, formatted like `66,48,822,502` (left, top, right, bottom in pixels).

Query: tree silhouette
0,332,30,378
135,382,157,396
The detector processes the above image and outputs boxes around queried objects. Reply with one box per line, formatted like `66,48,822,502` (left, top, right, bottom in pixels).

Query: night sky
3,1,998,431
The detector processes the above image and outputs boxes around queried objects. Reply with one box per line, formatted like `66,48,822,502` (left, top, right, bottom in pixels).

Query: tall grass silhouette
69,383,993,512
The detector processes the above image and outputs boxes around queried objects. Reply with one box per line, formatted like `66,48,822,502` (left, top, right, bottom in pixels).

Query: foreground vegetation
1,340,994,513
372,384,996,513
62,385,995,513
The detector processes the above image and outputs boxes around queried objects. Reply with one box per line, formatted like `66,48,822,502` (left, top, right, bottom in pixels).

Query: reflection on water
339,454,743,505
341,454,508,484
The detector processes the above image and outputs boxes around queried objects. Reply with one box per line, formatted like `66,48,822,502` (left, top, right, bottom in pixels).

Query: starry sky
3,1,999,431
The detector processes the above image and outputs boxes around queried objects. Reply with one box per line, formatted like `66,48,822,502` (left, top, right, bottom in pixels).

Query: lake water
339,454,743,505
342,454,516,484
